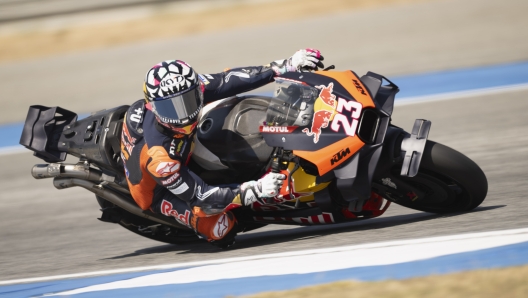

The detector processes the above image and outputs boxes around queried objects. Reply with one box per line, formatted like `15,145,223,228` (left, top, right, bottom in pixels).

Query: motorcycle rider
120,49,324,247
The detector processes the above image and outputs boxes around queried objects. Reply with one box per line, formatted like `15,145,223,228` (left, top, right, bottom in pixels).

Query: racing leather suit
120,65,276,242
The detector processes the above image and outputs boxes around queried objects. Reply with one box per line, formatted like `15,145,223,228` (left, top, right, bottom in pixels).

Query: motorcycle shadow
105,205,504,259
232,204,505,250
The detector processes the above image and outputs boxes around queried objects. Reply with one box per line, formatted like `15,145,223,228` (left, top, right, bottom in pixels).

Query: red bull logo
302,83,338,143
302,82,364,143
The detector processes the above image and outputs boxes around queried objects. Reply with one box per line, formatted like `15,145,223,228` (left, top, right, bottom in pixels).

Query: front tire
386,141,488,213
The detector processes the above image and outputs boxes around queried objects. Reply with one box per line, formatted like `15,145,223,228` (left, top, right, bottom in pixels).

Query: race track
0,0,527,284
2,85,527,282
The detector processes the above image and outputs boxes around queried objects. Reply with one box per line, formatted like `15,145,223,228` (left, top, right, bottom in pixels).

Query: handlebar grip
271,158,281,173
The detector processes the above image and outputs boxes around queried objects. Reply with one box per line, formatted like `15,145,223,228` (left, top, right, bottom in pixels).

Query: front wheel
378,140,487,213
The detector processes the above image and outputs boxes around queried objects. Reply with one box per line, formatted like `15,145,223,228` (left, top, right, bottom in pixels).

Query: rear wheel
381,141,487,213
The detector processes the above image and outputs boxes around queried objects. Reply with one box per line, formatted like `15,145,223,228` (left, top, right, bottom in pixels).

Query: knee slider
191,208,236,241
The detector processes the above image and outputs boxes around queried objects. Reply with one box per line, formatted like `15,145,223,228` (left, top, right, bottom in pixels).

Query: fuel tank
191,96,274,184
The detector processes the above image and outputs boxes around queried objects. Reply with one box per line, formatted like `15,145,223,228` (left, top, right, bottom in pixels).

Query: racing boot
191,207,237,249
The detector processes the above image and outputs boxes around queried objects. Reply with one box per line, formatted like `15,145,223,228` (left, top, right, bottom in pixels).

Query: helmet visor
151,87,203,126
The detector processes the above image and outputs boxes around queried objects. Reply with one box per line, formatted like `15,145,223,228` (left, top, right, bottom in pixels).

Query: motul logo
260,126,293,133
331,148,351,165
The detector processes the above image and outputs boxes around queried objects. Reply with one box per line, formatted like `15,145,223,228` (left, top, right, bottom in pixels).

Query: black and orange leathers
120,65,276,241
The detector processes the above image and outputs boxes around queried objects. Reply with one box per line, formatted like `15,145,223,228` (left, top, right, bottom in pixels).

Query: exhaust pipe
32,163,130,194
32,163,101,181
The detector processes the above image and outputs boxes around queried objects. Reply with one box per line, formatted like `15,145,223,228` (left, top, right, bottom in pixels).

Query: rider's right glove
240,173,286,205
270,48,325,76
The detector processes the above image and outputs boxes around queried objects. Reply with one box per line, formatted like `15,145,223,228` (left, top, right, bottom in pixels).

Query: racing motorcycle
19,69,488,245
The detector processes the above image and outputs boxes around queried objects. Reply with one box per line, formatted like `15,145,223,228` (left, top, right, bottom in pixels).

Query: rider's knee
191,207,236,241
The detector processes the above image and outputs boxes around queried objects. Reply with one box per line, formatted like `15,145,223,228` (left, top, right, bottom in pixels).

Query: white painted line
395,83,528,106
2,227,528,286
48,227,528,296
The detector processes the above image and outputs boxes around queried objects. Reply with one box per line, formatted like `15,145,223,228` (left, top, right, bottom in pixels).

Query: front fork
372,120,432,204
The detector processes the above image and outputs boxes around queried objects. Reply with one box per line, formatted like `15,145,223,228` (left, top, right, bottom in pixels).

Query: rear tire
391,140,487,213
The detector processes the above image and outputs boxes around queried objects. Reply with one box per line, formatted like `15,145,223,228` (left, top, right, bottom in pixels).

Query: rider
120,49,324,247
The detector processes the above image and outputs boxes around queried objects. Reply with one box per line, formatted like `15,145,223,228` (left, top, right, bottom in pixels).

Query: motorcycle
19,69,488,245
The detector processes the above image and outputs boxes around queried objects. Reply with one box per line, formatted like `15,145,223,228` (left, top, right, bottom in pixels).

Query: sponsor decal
243,189,258,205
130,107,143,123
260,126,296,133
302,83,337,143
203,74,214,80
167,177,183,188
301,82,363,143
155,161,180,176
162,173,180,185
160,75,185,88
160,200,191,227
381,177,397,189
169,139,177,156
330,147,351,165
224,71,250,83
121,124,136,155
169,181,189,195
196,186,219,201
352,79,367,95
213,213,229,238
178,139,187,155
169,139,186,157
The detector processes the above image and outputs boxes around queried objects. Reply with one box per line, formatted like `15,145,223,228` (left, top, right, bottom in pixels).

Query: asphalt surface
0,0,527,283
1,89,527,281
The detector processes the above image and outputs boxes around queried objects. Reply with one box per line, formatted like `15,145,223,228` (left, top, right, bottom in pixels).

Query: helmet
143,60,203,134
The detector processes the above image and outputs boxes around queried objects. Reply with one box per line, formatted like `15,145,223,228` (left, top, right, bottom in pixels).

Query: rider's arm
199,49,324,104
199,66,276,104
144,139,243,213
139,109,245,213
145,144,284,213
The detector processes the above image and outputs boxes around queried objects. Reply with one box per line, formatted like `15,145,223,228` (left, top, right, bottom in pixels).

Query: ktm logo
352,79,366,95
156,161,180,176
331,148,351,165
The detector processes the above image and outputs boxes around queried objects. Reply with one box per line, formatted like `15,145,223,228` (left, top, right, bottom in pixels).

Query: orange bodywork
314,70,376,108
294,136,365,176
293,71,377,176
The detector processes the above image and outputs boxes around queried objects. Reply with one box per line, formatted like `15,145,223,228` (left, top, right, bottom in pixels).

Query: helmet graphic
143,60,203,132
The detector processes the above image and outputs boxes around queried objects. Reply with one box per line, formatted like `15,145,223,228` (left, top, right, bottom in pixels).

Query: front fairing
261,71,397,176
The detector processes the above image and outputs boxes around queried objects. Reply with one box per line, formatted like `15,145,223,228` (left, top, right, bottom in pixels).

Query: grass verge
242,264,528,298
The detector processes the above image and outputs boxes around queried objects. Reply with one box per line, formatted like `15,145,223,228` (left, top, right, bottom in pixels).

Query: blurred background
1,0,527,125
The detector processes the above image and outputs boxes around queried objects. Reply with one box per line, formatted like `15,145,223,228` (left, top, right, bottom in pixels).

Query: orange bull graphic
302,83,338,143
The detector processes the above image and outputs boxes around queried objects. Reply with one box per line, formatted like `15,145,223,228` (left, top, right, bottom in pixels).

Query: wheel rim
389,168,470,212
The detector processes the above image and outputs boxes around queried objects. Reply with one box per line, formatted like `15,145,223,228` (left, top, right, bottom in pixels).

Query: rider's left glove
239,173,286,205
270,48,324,76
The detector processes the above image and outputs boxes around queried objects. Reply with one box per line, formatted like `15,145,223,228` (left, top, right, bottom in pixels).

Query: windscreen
265,79,318,127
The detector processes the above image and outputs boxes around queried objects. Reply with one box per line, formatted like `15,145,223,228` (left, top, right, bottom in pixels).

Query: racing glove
270,48,325,76
240,173,286,205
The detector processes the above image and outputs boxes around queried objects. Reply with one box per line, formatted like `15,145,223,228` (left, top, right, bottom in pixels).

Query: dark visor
151,87,203,126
